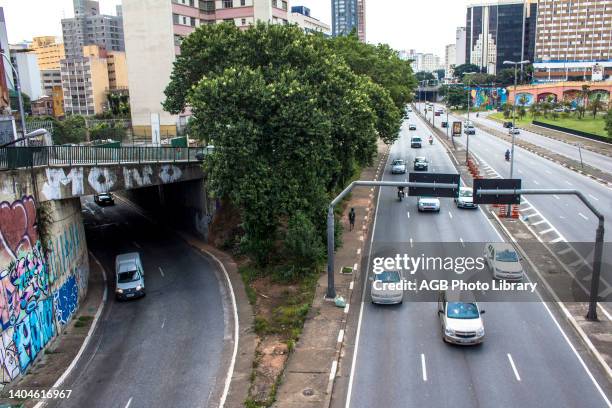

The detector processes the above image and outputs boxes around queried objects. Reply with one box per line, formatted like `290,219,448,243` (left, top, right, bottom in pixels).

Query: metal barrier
0,146,209,170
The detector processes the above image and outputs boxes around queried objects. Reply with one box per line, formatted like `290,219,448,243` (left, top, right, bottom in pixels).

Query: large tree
453,63,481,80
164,23,409,263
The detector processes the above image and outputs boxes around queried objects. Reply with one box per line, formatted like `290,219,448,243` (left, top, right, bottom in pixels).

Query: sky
0,0,474,57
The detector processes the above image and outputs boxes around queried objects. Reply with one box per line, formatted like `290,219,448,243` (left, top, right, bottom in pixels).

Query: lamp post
503,60,530,215
464,72,476,163
0,51,27,144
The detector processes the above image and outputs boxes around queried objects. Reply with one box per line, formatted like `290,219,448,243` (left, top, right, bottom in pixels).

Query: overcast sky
0,0,473,57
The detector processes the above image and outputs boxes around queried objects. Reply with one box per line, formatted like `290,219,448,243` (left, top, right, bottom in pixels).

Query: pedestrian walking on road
349,208,356,231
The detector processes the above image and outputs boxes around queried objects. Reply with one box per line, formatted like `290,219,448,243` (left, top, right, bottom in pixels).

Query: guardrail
0,146,210,170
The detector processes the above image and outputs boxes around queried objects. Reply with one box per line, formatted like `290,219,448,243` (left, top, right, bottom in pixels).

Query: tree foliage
164,23,414,264
53,115,87,145
440,85,469,108
605,109,612,138
453,63,481,80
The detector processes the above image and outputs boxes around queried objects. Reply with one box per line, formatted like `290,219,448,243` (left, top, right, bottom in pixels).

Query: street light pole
0,51,27,144
464,72,476,164
503,60,530,215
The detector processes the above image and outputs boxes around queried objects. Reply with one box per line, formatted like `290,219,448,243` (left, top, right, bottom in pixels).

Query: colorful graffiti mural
0,196,88,385
471,87,508,109
515,93,535,106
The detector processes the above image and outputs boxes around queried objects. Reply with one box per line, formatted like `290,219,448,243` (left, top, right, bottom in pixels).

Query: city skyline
0,0,470,56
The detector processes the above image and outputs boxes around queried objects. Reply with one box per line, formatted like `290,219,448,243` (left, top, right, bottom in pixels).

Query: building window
240,0,246,5
282,1,287,11
241,18,247,25
223,0,233,8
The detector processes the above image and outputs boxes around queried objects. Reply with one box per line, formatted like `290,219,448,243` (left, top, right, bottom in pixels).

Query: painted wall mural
0,196,88,386
471,87,507,109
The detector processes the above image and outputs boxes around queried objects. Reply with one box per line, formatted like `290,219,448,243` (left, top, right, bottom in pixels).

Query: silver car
115,252,145,300
438,290,485,345
391,159,407,174
370,271,404,304
417,197,440,212
454,187,477,208
484,243,524,281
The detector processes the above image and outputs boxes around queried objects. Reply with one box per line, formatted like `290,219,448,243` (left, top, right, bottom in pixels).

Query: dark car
94,193,115,206
441,121,448,128
503,121,513,128
413,156,429,171
409,124,417,131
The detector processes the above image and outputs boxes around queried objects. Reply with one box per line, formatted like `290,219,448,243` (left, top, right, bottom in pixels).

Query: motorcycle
505,151,511,161
429,137,434,145
397,188,405,201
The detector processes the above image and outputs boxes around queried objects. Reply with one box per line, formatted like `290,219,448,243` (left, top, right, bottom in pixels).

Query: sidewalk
273,140,389,408
0,253,106,408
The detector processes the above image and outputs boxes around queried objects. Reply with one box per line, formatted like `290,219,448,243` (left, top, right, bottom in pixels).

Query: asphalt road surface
49,197,232,408
344,112,612,408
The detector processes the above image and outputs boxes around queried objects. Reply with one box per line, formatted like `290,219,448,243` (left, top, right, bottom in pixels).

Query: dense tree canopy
453,63,481,80
164,23,415,264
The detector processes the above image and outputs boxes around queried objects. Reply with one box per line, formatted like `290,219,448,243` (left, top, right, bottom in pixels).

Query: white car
438,290,485,345
454,187,477,208
509,128,520,135
391,159,407,174
370,271,404,304
484,243,524,281
417,197,440,212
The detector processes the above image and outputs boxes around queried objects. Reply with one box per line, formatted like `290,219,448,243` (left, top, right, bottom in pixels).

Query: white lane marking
533,180,540,185
330,360,338,382
507,354,521,381
578,213,589,221
588,194,599,201
410,238,414,248
530,220,547,226
518,169,523,174
344,304,350,314
132,241,141,249
406,211,410,219
448,211,453,219
338,329,344,343
353,263,358,271
553,195,560,200
357,248,361,255
159,267,165,277
557,247,573,255
125,398,133,408
349,281,354,290
550,237,564,243
539,227,556,235
421,354,427,382
346,154,386,408
161,318,166,329
459,238,465,248
565,180,573,186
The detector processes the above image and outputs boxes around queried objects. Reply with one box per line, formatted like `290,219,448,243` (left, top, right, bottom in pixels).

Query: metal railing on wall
0,145,210,170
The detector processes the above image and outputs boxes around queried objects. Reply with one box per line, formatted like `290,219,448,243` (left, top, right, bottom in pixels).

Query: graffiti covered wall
0,195,88,386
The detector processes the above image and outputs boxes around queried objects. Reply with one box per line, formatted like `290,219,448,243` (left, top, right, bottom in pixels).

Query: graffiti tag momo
41,164,185,200
0,196,87,385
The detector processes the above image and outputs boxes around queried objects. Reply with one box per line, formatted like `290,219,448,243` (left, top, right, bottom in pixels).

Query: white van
115,252,145,300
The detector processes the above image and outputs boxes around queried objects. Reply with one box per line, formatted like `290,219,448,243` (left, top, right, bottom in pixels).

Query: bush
284,212,324,269
89,123,127,141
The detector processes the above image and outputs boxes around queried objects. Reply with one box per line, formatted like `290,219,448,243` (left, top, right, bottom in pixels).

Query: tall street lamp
503,60,530,216
464,72,476,163
0,51,27,144
503,60,530,180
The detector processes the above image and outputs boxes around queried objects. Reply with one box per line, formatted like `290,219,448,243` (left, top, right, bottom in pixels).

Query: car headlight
476,327,485,336
116,288,123,294
444,327,455,336
136,285,142,291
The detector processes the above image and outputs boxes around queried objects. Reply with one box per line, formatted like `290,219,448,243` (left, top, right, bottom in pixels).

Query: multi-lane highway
423,103,612,303
49,196,233,408
342,111,612,408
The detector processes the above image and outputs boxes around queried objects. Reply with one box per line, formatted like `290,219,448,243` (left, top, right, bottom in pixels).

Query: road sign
409,173,460,197
473,179,522,204
452,121,462,137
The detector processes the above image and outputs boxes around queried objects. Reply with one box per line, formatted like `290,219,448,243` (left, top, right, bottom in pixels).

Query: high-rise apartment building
533,0,612,81
445,44,456,78
466,0,537,74
9,50,43,100
30,36,66,71
455,27,467,66
332,0,366,41
62,0,124,59
123,0,291,137
61,45,128,116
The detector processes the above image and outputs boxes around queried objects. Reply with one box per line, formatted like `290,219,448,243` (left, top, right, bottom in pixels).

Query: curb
325,144,390,408
33,252,108,408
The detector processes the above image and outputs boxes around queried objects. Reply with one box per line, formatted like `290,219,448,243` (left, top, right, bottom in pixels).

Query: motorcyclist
428,135,434,145
397,186,405,201
505,149,511,161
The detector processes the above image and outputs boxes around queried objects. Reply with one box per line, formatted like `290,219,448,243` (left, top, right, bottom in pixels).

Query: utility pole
0,51,27,145
503,60,530,215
